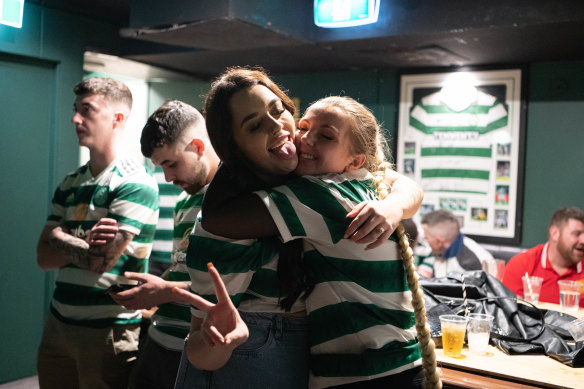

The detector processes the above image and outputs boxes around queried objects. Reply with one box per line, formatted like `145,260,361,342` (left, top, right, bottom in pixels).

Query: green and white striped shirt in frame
149,189,204,351
149,166,182,267
255,169,421,389
409,89,508,194
187,218,305,319
47,156,159,327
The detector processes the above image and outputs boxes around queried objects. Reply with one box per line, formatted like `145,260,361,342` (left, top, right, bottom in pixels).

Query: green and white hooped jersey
149,189,204,351
409,89,508,194
47,157,159,327
255,169,421,389
186,216,306,319
149,166,182,266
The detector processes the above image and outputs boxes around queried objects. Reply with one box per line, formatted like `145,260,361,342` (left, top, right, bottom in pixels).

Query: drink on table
522,275,543,305
467,313,494,354
439,315,469,358
558,280,581,314
468,332,490,353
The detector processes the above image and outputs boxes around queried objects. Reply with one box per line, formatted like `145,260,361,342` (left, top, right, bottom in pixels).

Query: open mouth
299,153,316,160
268,135,296,160
268,135,291,150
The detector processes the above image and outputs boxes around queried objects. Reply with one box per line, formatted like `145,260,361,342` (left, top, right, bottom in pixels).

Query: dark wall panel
522,62,584,247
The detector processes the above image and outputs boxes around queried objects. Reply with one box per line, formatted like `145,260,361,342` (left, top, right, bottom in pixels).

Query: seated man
417,210,493,278
502,206,584,307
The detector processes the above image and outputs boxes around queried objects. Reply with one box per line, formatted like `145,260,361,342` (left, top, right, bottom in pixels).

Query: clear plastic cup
522,276,543,304
558,280,581,313
481,259,506,281
439,314,469,358
568,317,584,341
467,313,494,354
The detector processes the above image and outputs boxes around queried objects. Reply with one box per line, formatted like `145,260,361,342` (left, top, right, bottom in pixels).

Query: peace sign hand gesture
173,262,249,349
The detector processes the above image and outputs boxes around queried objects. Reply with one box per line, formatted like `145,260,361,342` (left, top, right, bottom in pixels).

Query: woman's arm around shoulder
345,169,423,249
201,164,279,239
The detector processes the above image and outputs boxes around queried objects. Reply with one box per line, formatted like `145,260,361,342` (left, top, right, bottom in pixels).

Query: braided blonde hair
314,96,441,388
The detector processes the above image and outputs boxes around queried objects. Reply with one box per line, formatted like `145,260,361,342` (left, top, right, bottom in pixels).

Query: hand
173,263,249,348
109,272,173,310
88,229,134,273
344,200,399,250
88,218,119,246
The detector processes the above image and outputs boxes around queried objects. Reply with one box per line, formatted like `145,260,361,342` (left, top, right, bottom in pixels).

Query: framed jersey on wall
396,68,526,245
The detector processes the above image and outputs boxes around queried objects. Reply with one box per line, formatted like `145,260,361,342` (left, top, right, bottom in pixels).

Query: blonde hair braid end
396,224,442,388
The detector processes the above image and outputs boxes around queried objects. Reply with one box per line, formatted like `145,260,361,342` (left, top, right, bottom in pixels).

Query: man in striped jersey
417,209,493,278
149,165,182,276
110,100,220,389
36,77,159,389
138,166,182,359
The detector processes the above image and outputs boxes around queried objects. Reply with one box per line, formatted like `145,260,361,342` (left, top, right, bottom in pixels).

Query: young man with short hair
111,100,220,389
36,77,159,389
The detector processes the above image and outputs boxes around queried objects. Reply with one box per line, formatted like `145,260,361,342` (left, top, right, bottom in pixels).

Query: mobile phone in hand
106,283,139,293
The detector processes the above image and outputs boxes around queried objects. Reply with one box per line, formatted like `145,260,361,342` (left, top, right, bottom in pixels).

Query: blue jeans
174,312,309,389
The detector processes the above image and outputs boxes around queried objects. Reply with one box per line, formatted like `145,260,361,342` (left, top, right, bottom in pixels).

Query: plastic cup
568,317,584,341
440,314,469,358
467,313,493,354
481,259,506,281
558,280,581,313
522,276,543,304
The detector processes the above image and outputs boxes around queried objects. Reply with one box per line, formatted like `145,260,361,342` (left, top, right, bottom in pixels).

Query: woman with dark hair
172,67,427,389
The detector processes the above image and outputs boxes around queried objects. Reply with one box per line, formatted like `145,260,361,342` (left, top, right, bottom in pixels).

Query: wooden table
537,302,584,318
436,304,584,388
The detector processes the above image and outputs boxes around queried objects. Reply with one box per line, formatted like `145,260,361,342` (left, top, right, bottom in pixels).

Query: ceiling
33,0,584,80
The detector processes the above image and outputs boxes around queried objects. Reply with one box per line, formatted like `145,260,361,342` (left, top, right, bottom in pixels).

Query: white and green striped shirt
148,189,204,351
409,89,508,194
187,218,305,318
149,166,182,266
255,169,421,389
47,156,159,327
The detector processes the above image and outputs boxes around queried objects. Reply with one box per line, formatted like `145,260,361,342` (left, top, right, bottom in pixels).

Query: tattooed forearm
48,233,91,268
89,230,134,273
47,225,133,274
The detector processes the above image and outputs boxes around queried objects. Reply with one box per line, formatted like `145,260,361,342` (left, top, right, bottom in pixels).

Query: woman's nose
267,115,283,134
300,130,314,145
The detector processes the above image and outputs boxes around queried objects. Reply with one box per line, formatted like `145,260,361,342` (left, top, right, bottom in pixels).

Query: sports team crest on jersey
92,187,109,207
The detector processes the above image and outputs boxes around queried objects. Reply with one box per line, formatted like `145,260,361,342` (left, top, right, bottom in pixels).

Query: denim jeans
174,312,309,389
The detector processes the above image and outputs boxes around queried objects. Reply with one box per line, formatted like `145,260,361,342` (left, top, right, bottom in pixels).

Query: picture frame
396,68,526,245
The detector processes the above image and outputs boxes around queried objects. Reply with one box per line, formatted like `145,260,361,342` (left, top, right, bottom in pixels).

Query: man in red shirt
503,207,584,308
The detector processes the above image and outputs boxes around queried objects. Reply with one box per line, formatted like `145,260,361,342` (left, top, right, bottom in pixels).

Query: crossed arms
37,218,133,273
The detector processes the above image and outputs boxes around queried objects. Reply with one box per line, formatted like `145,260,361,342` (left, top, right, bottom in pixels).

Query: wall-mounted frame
396,68,525,245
